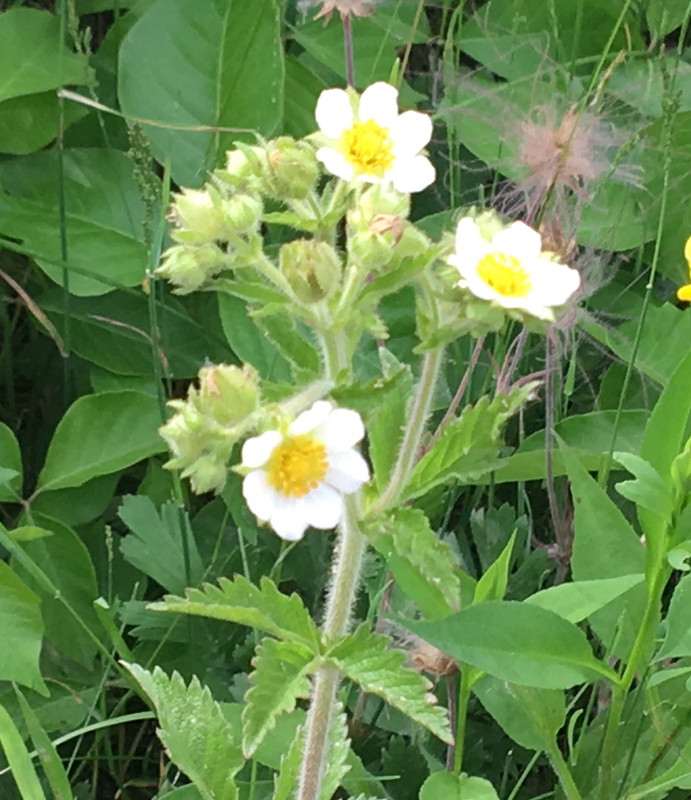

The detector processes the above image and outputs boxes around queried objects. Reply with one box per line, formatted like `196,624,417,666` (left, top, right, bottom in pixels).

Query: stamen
266,434,328,498
341,119,394,176
477,252,531,297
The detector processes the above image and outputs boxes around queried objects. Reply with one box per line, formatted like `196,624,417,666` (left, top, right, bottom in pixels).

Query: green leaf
0,149,150,295
405,601,616,690
31,472,120,528
259,313,320,376
420,771,499,800
37,390,166,492
613,452,674,520
242,638,314,757
318,701,351,800
326,624,453,744
647,0,690,38
125,664,244,800
473,676,565,752
272,723,304,800
656,575,691,661
368,365,413,490
149,575,321,652
14,686,72,800
0,8,90,102
0,92,87,155
0,698,46,800
403,388,531,500
474,532,515,604
119,495,204,595
525,574,645,624
11,517,101,668
0,559,47,695
217,293,291,381
0,421,22,502
119,0,284,186
368,508,459,619
562,441,646,658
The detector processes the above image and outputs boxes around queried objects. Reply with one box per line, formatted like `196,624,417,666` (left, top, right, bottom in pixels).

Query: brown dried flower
300,0,378,23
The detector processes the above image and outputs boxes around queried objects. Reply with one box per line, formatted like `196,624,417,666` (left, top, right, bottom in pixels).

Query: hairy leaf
368,366,414,490
368,508,459,619
326,625,453,744
272,723,304,800
318,700,351,800
149,575,321,652
242,639,314,757
125,664,243,800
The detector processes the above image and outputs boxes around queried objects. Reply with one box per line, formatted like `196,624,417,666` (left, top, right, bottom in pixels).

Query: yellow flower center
476,251,531,297
341,119,394,176
266,434,328,498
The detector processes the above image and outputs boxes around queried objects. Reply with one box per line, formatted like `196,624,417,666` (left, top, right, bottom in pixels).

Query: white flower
315,82,435,193
448,218,581,321
241,401,370,541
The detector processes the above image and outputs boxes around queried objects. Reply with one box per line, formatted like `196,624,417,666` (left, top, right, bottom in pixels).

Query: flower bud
466,207,506,242
170,189,225,243
348,230,392,271
280,238,342,303
184,452,229,494
349,183,410,229
265,137,320,200
193,363,259,426
220,193,263,235
226,145,265,178
156,243,225,294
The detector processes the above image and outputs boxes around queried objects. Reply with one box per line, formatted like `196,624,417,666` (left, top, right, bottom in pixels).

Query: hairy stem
371,346,445,515
297,497,366,800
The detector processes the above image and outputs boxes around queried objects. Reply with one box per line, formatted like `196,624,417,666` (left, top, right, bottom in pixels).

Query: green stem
371,346,445,515
548,744,582,800
318,328,349,382
453,665,472,774
297,497,366,800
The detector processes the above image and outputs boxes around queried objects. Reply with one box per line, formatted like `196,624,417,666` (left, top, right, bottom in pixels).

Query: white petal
525,260,581,307
390,110,433,157
390,156,436,193
269,496,310,541
242,470,278,521
358,82,399,127
289,401,333,436
316,88,353,139
241,431,282,468
452,218,492,279
316,408,365,451
492,221,542,261
326,449,370,493
461,270,504,303
300,483,344,529
316,147,355,181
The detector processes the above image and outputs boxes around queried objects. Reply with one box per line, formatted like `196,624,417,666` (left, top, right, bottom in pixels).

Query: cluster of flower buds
160,364,260,493
280,238,342,304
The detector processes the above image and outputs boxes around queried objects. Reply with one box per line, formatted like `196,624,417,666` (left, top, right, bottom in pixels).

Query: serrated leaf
242,639,314,757
326,625,453,744
318,700,351,800
368,366,413,490
258,313,320,375
149,575,321,652
124,664,243,800
368,508,459,619
272,723,305,800
403,388,533,501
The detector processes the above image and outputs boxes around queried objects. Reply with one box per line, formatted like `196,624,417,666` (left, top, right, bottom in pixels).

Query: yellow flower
676,235,691,302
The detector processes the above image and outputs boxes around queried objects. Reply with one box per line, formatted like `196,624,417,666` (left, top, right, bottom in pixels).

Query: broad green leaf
405,601,615,690
37,390,166,492
318,701,351,800
259,313,320,376
14,686,72,800
242,638,314,757
368,508,459,619
368,366,413,490
0,92,88,155
0,699,46,800
647,0,691,38
656,575,691,661
31,472,120,527
404,388,532,500
149,575,321,652
525,574,645,624
119,0,284,186
0,8,90,102
473,676,564,751
11,517,101,668
420,771,499,800
125,664,243,800
613,452,674,520
668,541,691,572
0,149,150,295
217,293,291,381
326,624,453,744
272,723,304,800
562,442,646,657
0,559,47,695
474,532,515,604
0,421,22,502
119,495,204,595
